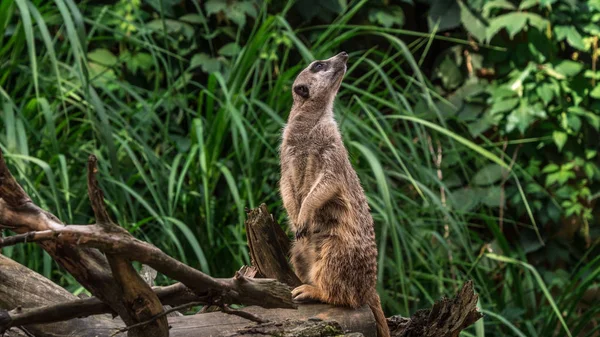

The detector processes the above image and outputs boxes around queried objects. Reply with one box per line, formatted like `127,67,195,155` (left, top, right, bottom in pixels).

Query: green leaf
554,61,583,77
585,112,600,130
519,0,539,9
218,43,240,57
553,131,568,151
190,53,221,73
481,186,504,207
369,6,405,28
556,170,575,184
458,103,484,121
506,104,546,134
542,163,559,173
487,12,528,41
458,0,486,42
584,163,596,179
583,23,600,35
473,164,507,186
450,187,479,212
554,25,570,41
179,14,206,24
427,0,461,32
146,19,194,40
482,0,516,18
536,82,555,106
555,26,587,51
524,13,549,31
88,48,117,67
590,85,600,99
586,150,597,160
205,0,226,15
490,97,519,115
226,5,248,26
236,1,257,17
468,111,498,136
436,56,463,90
546,172,559,186
127,52,153,73
566,114,581,132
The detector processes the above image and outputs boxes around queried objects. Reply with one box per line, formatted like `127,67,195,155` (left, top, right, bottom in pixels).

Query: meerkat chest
282,144,324,191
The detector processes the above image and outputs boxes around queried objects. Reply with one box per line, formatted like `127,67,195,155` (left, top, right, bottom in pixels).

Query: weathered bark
87,155,169,337
0,150,294,309
166,303,375,337
0,253,371,337
387,281,482,337
0,254,123,337
0,226,295,310
0,150,138,331
245,204,301,287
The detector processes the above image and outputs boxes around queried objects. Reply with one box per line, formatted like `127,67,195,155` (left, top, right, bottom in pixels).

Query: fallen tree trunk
0,254,124,337
0,251,373,337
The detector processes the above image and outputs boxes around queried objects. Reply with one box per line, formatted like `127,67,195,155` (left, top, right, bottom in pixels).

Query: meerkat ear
294,84,309,99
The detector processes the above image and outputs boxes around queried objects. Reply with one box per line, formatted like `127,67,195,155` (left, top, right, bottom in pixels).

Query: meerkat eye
310,62,326,72
294,84,309,98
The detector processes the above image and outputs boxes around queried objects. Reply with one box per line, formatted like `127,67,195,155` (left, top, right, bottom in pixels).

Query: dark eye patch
310,62,328,73
294,84,309,98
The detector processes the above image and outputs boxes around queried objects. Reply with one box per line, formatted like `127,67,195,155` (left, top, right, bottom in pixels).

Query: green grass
0,1,598,336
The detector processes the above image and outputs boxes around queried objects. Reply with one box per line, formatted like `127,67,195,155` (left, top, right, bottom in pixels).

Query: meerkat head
291,51,348,107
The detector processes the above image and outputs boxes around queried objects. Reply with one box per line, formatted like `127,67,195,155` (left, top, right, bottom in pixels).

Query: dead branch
0,282,204,331
87,155,169,337
245,204,302,287
0,224,295,309
387,280,482,337
0,150,294,318
219,304,269,324
0,150,142,329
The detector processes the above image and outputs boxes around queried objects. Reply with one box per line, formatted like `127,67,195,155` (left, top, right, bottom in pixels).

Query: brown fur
279,52,391,337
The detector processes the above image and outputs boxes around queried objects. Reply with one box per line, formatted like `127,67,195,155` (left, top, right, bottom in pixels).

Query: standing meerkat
279,51,390,337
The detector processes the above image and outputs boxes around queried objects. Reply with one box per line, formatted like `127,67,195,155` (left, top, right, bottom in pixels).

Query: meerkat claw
295,226,308,239
292,284,321,303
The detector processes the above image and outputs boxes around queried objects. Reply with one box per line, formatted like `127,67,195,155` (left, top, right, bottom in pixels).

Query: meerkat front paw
292,284,324,303
295,208,311,239
295,224,308,239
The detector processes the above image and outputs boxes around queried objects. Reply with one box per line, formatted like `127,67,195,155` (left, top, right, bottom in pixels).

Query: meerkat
279,51,391,337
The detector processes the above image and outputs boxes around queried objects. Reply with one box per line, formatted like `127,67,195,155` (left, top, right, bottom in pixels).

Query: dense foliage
0,0,598,336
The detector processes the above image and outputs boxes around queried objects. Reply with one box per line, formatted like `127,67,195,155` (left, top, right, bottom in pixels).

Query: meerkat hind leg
291,284,327,304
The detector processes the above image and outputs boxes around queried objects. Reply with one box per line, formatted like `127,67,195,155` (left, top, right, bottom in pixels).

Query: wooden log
245,204,301,287
0,254,372,337
166,304,374,337
0,254,124,337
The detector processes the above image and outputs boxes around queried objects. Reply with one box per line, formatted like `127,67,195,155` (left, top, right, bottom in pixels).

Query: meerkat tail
367,292,391,337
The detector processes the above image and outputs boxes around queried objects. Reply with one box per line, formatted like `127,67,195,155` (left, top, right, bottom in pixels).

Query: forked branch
0,150,294,333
